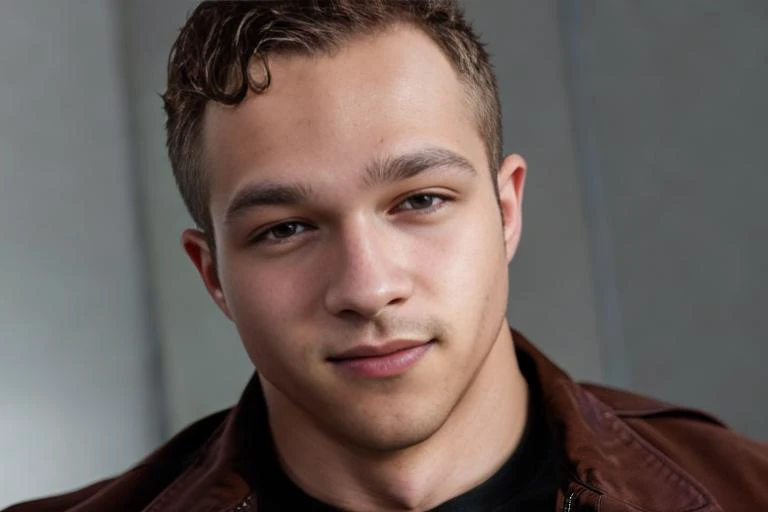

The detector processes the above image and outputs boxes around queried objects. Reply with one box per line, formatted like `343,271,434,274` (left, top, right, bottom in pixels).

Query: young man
6,1,768,511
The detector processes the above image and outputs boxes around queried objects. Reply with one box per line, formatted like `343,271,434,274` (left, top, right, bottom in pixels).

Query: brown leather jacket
6,331,768,511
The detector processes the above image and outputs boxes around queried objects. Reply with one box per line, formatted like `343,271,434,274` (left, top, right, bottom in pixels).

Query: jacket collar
150,330,722,512
513,330,721,512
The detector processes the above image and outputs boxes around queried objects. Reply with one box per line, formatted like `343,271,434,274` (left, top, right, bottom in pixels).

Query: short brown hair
163,0,501,244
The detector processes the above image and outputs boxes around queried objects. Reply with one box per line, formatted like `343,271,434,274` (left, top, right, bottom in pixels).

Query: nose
323,219,413,319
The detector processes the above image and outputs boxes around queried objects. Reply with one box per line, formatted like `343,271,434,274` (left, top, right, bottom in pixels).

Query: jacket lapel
514,331,723,512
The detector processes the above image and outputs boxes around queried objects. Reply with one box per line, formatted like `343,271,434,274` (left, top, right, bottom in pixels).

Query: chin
334,407,450,453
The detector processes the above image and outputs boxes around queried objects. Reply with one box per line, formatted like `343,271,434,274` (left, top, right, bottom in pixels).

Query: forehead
202,25,486,210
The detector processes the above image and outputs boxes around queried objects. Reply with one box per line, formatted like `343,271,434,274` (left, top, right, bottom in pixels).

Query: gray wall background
1,0,765,507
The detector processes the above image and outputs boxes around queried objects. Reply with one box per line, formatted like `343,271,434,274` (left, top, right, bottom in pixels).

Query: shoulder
582,382,768,507
2,409,232,512
581,382,728,425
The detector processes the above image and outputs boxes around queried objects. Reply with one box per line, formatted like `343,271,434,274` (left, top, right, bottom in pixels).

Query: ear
181,229,233,320
497,154,527,262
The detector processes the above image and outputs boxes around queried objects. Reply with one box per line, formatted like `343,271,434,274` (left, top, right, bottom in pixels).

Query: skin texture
183,25,529,511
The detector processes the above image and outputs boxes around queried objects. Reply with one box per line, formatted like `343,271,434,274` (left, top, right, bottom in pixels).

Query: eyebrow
225,182,313,225
224,147,477,225
363,146,477,188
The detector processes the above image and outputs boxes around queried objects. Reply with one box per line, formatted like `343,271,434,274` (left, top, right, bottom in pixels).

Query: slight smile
328,339,436,378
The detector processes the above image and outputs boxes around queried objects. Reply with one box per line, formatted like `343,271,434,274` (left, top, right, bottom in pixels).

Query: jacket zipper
562,490,577,512
228,494,254,512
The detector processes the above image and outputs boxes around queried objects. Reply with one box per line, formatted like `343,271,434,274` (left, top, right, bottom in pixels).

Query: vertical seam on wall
113,0,170,441
559,0,630,388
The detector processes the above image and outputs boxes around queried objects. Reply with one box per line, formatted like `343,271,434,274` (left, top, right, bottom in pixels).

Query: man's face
187,26,525,451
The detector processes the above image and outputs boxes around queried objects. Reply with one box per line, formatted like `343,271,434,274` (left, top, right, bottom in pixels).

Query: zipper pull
563,490,577,512
228,494,254,512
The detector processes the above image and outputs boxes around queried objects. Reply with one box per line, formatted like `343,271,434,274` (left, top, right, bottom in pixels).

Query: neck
264,323,528,512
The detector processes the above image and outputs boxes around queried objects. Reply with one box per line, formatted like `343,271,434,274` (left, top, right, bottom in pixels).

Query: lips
329,339,435,378
330,339,431,360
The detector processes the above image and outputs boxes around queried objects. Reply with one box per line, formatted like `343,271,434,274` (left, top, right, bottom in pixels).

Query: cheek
221,249,318,316
412,206,506,300
218,256,321,362
419,210,508,351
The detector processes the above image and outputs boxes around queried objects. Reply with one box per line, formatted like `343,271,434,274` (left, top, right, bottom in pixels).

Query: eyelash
249,221,310,245
393,193,448,213
249,192,450,246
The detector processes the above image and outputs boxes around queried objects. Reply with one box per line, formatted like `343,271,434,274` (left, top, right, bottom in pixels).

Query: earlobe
181,229,233,320
496,154,527,262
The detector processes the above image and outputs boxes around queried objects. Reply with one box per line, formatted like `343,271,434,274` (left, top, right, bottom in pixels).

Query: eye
251,221,310,244
396,193,446,211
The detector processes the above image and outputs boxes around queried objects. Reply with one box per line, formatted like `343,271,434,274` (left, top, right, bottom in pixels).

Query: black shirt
255,350,560,511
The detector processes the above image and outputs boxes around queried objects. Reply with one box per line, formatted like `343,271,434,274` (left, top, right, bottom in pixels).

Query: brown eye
269,223,303,239
398,194,444,211
252,222,309,244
